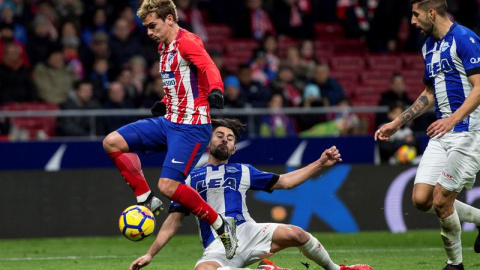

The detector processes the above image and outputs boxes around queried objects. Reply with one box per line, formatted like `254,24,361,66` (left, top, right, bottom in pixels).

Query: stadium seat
401,53,424,70
4,102,59,139
360,70,393,86
314,22,345,40
205,23,232,42
223,55,248,72
330,56,365,72
366,54,403,71
277,36,300,58
333,38,367,55
314,41,335,62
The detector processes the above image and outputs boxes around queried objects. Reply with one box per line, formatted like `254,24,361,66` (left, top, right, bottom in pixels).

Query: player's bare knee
288,225,309,245
412,195,432,212
158,178,176,198
103,132,121,152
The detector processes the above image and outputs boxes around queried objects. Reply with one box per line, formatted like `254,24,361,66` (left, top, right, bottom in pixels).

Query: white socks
439,210,463,265
136,191,151,203
426,200,480,225
298,233,340,270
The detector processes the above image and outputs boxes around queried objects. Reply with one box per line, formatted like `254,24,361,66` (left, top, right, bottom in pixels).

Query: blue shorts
117,117,212,182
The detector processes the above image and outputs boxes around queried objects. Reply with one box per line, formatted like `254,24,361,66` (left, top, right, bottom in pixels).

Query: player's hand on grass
319,146,342,166
374,121,400,142
130,254,152,270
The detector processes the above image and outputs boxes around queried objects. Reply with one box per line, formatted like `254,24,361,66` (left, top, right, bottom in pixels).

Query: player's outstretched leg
339,264,373,270
138,192,164,215
216,216,238,260
257,259,291,270
443,263,465,270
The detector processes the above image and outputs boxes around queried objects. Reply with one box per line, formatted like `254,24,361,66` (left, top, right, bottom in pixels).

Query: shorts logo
442,171,453,179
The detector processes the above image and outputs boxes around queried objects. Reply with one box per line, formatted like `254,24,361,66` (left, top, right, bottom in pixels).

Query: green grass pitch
1,230,479,269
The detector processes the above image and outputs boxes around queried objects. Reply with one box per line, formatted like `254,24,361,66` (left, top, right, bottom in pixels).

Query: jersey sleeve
178,35,224,93
422,43,433,86
246,164,279,193
456,33,480,77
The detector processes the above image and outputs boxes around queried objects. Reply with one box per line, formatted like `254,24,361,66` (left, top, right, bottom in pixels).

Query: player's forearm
397,88,434,125
146,213,184,257
277,160,322,189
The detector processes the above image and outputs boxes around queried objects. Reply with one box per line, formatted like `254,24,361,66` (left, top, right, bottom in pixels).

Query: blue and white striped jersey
169,163,278,248
422,22,480,131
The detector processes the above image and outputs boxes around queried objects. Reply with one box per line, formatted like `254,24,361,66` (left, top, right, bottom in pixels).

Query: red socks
171,183,219,225
108,151,150,197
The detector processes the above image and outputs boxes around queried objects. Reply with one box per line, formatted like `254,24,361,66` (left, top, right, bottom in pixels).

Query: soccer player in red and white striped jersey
103,0,237,260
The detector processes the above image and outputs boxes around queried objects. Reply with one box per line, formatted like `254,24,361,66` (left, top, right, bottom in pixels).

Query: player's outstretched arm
272,146,342,190
375,86,434,142
130,212,185,270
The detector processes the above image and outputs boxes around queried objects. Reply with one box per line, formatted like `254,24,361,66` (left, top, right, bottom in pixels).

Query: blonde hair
137,0,178,22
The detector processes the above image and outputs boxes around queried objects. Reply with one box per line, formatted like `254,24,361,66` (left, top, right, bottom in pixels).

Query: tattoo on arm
400,96,429,124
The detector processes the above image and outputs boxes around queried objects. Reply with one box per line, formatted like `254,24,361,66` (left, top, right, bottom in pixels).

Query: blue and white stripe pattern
171,163,276,248
422,22,480,131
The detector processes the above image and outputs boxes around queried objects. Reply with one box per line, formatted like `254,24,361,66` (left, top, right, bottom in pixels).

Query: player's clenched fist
319,146,342,166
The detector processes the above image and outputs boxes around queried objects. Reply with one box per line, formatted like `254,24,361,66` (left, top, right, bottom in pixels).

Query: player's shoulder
451,24,480,42
189,166,207,178
177,29,204,49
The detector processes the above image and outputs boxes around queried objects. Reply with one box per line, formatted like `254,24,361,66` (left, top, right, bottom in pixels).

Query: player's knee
412,195,432,212
287,225,310,245
158,178,177,198
103,132,120,152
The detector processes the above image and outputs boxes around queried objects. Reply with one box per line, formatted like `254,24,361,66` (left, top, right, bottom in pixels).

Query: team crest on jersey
441,42,450,52
167,52,177,64
226,166,239,174
196,177,237,194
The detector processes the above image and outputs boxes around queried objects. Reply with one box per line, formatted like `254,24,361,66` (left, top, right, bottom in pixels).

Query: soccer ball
395,145,417,164
119,205,156,241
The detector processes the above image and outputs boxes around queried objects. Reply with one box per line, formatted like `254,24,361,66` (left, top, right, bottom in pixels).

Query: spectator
61,35,84,79
271,64,303,107
109,17,141,77
141,76,165,109
237,64,270,108
223,75,245,108
0,22,29,68
262,35,280,73
57,79,103,136
376,72,413,127
26,15,58,66
259,92,297,137
282,45,306,80
80,8,108,47
234,0,275,41
128,55,147,94
83,31,110,75
54,0,83,20
296,83,326,132
310,62,345,106
342,0,378,39
33,47,75,104
210,50,231,79
175,0,208,41
0,42,36,104
117,67,142,107
327,98,362,135
0,3,27,45
298,39,316,80
273,0,314,39
102,81,136,134
89,57,109,102
377,102,417,164
250,49,275,86
118,5,143,40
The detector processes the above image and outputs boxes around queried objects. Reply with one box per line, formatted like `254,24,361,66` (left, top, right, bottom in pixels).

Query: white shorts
414,131,480,192
195,222,281,268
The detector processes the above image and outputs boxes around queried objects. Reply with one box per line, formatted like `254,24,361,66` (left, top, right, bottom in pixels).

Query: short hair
137,0,178,22
211,118,245,143
410,0,448,16
391,72,404,82
73,79,92,90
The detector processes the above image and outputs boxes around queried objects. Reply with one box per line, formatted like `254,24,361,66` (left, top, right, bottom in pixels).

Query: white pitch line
0,255,125,261
280,247,468,254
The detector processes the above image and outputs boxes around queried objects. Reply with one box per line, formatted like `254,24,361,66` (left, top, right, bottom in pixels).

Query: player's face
209,127,236,161
411,4,434,36
143,13,172,44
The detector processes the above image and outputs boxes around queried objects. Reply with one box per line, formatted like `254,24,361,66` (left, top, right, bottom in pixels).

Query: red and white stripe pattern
158,28,223,125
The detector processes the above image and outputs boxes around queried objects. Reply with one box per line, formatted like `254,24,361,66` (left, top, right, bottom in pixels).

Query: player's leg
270,225,338,270
433,184,463,269
103,127,161,209
161,121,237,259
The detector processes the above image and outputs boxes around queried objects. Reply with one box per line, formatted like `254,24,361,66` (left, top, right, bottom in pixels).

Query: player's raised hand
319,146,342,166
208,89,224,109
375,121,400,142
130,254,152,270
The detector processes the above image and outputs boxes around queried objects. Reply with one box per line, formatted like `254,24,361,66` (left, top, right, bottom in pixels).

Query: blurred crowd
0,0,478,141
